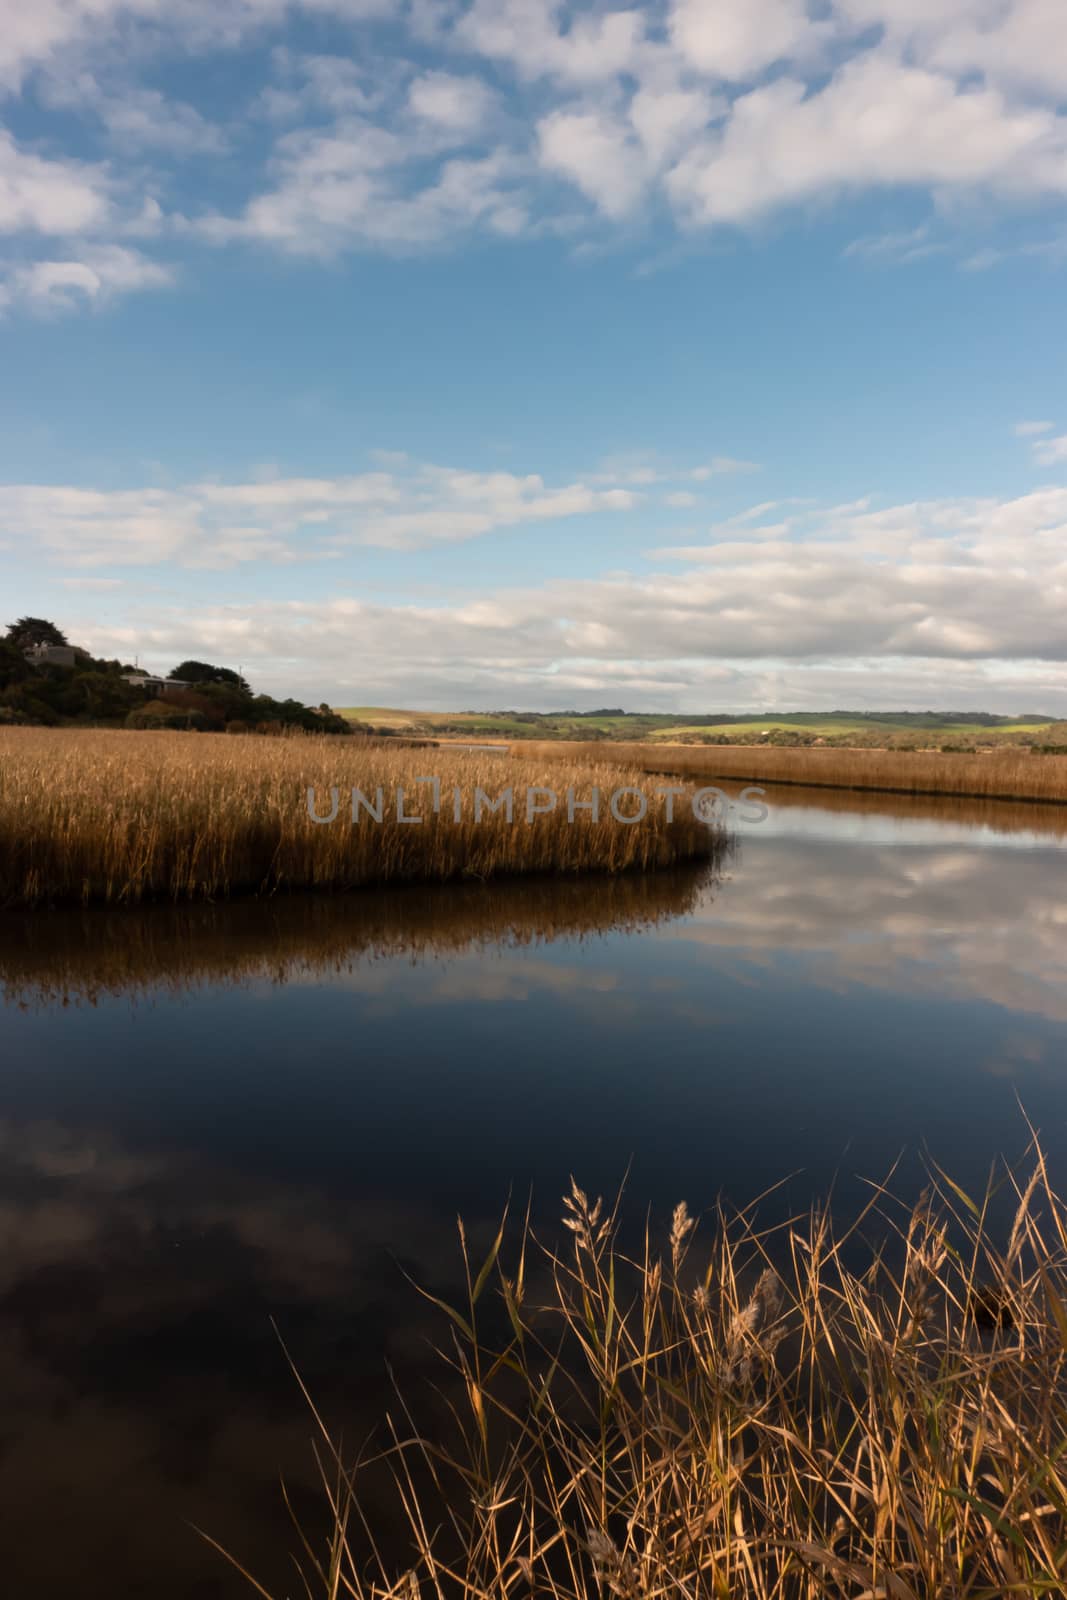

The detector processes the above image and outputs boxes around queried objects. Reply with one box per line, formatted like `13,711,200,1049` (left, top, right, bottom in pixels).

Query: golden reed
509,738,1067,803
213,1142,1067,1600
0,728,723,908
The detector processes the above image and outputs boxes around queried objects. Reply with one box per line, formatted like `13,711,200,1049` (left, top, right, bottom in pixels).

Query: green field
336,706,1061,747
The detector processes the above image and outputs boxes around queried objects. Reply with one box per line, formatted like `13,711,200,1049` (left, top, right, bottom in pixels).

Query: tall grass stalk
233,1143,1067,1600
0,729,721,907
510,740,1067,805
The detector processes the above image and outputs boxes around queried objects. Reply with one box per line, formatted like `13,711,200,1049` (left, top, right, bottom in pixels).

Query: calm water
2,788,1066,1596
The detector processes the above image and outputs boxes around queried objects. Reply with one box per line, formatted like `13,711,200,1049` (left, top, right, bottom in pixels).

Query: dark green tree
169,660,251,694
6,617,69,650
0,638,32,688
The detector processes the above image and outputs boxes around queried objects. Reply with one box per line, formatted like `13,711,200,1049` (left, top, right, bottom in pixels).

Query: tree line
1,617,353,734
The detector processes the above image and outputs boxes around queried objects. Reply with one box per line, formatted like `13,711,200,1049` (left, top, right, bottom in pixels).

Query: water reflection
0,1114,466,1598
0,865,715,1007
678,817,1067,1023
744,781,1067,842
1,795,1066,1597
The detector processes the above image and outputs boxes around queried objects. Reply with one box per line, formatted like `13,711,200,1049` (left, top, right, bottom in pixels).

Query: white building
23,642,78,668
121,673,192,697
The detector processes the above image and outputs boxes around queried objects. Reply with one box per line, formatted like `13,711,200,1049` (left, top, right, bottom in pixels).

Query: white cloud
95,88,226,153
455,0,646,85
5,4,1067,311
0,457,641,567
12,474,1067,712
843,224,944,264
537,108,647,218
667,52,1067,227
691,457,760,479
837,0,1067,101
1014,419,1054,435
408,71,496,133
0,129,110,234
38,72,226,153
629,83,720,167
253,52,387,121
1032,434,1067,466
203,114,528,252
0,244,173,313
0,0,397,95
669,0,821,82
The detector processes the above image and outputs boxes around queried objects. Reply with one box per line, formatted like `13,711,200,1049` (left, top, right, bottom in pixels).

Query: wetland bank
2,746,1067,1597
0,728,723,907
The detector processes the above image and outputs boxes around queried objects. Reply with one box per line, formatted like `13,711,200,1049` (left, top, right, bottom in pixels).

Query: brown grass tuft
227,1141,1067,1600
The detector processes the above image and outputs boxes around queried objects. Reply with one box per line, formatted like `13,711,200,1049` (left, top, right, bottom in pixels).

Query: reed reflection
0,863,719,1008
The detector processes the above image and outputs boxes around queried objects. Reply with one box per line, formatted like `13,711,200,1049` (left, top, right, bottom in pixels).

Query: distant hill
334,707,1059,750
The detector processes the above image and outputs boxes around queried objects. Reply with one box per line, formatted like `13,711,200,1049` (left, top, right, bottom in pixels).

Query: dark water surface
2,787,1066,1596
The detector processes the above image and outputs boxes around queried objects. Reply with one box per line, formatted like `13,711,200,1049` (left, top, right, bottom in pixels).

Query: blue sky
3,0,1067,712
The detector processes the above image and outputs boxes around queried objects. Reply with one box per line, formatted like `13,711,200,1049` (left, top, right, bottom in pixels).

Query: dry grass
225,1143,1067,1600
0,728,722,908
511,741,1067,805
727,783,1067,840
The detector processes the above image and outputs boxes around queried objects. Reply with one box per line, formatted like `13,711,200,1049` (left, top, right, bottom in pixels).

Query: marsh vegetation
230,1147,1067,1600
0,728,722,908
514,740,1067,805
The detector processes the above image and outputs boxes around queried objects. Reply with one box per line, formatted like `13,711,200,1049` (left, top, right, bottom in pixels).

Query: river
1,785,1065,1596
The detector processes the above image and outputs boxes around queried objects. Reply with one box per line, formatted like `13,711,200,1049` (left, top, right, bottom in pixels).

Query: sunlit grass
0,728,722,908
226,1141,1067,1600
516,740,1067,804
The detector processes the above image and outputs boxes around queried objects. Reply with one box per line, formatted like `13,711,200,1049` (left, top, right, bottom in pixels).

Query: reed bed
731,782,1067,840
511,741,1067,805
226,1143,1067,1600
0,728,722,908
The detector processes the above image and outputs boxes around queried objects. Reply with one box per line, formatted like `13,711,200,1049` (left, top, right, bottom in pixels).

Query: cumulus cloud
667,52,1067,226
455,0,646,85
7,0,1067,289
407,71,497,133
0,0,397,94
0,457,643,566
201,115,528,253
15,470,1067,710
0,244,173,314
669,0,822,82
70,593,1067,713
0,129,110,234
537,107,648,218
838,0,1067,102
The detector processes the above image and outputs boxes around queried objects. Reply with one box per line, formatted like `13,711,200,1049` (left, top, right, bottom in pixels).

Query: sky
2,0,1067,713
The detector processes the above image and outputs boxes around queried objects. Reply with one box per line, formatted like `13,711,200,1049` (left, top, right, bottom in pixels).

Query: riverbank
0,728,723,908
506,739,1067,804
